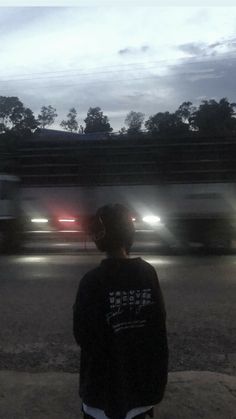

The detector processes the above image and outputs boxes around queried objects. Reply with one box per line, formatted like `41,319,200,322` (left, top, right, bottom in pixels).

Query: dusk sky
0,3,236,131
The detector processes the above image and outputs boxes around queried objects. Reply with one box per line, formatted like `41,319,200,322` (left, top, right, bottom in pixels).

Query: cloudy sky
0,4,236,131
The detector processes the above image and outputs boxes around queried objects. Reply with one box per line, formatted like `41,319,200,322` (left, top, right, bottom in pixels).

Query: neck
107,248,128,259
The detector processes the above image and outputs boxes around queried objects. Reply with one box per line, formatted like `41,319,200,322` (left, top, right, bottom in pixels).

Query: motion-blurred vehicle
0,174,23,252
1,128,236,251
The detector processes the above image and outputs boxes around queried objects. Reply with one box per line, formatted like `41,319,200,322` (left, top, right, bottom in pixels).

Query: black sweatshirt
73,257,168,419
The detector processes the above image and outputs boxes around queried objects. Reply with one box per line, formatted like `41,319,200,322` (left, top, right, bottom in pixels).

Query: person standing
73,204,168,419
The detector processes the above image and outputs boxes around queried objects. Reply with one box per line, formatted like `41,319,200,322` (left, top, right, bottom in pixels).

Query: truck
0,173,23,252
1,128,236,251
21,183,236,251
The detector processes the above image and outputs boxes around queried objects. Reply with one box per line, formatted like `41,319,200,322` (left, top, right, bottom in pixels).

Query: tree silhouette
125,111,145,134
84,107,113,133
176,101,196,129
191,98,236,135
0,96,38,134
38,105,58,128
60,108,78,132
145,111,189,135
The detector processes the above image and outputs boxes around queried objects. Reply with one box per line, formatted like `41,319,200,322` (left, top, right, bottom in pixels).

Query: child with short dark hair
73,204,168,419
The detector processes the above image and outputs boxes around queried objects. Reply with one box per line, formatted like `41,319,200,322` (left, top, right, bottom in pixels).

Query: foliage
190,98,236,135
145,111,189,135
119,127,127,135
60,108,78,132
84,107,113,133
176,101,196,128
1,94,236,140
125,111,145,134
0,96,38,134
37,105,58,128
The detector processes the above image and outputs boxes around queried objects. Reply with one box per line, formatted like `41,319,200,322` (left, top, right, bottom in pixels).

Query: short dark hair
88,204,135,253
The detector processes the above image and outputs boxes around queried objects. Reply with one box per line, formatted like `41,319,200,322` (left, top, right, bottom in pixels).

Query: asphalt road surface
0,248,235,376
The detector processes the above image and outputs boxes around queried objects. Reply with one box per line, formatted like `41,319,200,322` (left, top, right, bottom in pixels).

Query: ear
91,216,106,242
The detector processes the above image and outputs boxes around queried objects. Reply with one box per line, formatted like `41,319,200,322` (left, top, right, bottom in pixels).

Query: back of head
88,204,135,253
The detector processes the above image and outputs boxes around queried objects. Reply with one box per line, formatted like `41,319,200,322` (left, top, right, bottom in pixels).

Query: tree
0,96,38,134
84,107,113,133
60,108,78,132
15,108,38,132
191,98,236,135
38,105,57,128
145,111,189,135
176,101,196,129
125,111,145,134
119,127,127,135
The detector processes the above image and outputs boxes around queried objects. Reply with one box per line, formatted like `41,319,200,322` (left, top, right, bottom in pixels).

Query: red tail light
58,218,76,223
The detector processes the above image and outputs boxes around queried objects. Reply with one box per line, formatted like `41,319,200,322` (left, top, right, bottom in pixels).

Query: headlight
142,215,161,225
31,218,48,223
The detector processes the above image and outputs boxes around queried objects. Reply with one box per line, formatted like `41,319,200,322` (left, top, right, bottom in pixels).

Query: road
0,248,235,376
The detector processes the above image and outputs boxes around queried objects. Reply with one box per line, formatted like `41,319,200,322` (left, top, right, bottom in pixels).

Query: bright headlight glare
31,218,48,223
142,215,161,224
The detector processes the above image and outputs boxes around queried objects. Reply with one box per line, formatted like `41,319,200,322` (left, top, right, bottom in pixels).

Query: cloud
118,45,150,55
118,48,132,55
2,49,236,131
178,37,236,59
209,42,221,49
163,51,236,108
208,38,236,53
141,45,149,52
178,42,206,56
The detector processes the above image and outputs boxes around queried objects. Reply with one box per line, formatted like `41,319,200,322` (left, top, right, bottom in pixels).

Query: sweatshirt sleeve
150,266,167,322
73,272,108,351
149,265,169,383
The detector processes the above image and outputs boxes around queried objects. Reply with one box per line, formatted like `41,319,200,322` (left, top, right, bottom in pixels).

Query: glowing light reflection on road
143,257,173,265
15,256,47,263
